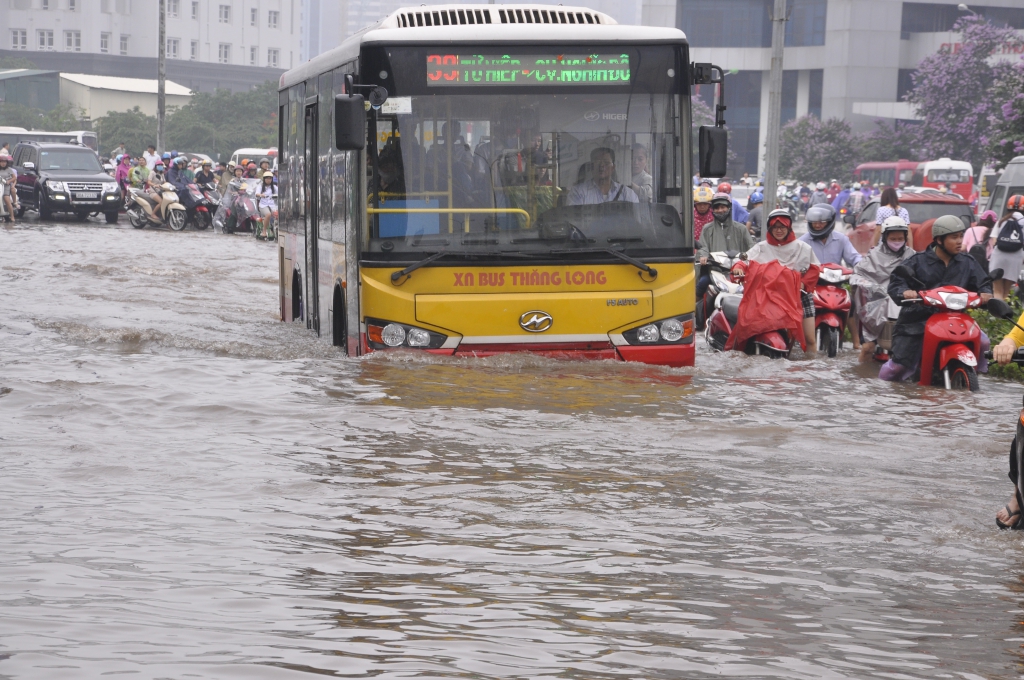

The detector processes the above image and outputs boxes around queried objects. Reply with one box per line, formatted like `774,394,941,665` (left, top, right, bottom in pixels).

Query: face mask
712,208,730,224
885,237,906,254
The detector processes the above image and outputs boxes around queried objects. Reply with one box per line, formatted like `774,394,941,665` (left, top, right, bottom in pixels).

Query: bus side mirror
698,126,727,178
334,94,366,151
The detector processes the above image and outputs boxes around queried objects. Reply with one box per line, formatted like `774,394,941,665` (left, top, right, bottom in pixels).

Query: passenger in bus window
566,147,639,206
629,143,653,203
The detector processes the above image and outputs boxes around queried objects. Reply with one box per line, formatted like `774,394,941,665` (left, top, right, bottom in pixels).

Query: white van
988,156,1024,216
230,147,278,170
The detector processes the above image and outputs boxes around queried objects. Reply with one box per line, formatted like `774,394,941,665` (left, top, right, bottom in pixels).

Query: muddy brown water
3,219,1024,679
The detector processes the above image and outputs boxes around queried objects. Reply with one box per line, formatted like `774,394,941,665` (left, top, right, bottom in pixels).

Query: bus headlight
366,318,448,350
637,324,660,343
659,318,684,342
381,323,406,347
622,314,694,345
407,328,431,347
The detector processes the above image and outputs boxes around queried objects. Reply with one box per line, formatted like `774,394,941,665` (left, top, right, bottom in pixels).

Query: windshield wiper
549,247,658,278
390,250,449,283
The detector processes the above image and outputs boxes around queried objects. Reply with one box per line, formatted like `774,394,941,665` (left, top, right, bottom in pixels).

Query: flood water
4,219,1024,679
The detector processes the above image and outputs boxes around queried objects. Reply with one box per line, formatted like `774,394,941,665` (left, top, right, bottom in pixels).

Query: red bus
853,160,918,188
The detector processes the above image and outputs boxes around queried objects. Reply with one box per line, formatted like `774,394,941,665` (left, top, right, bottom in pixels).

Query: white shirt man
566,148,639,206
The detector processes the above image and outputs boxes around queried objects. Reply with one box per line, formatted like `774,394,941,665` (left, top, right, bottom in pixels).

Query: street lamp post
157,0,166,154
761,0,788,214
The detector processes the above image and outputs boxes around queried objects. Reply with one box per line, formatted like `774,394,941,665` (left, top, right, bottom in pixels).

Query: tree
856,119,920,163
0,56,37,69
38,103,88,132
166,81,278,160
987,59,1024,170
779,116,858,182
905,15,1022,173
92,106,157,156
0,102,43,129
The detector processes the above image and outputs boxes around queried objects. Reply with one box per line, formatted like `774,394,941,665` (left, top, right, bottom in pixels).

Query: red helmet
1008,195,1024,212
717,182,732,194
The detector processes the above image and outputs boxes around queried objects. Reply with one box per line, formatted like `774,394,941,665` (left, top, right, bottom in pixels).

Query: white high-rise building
2,0,301,90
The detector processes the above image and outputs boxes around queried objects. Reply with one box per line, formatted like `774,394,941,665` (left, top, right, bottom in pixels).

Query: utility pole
157,0,166,154
761,0,787,213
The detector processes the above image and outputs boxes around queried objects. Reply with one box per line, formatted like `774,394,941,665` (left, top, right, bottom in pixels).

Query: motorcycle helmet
710,192,732,224
1008,195,1024,212
174,155,187,166
247,161,257,171
170,150,179,158
816,181,826,190
717,181,732,194
240,158,250,167
201,159,212,167
161,152,171,160
154,162,165,171
766,208,793,233
880,216,909,255
749,190,764,205
259,157,271,168
0,153,9,165
931,214,967,239
805,203,837,240
693,186,714,205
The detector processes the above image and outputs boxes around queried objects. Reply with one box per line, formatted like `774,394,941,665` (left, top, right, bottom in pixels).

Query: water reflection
1,222,1023,678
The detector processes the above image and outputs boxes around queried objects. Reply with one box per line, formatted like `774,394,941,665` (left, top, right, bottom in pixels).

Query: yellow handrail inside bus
367,207,531,230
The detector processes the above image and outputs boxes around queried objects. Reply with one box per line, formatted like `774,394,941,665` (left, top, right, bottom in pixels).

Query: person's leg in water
695,274,711,328
997,438,1022,528
879,359,915,381
801,291,817,356
978,331,991,374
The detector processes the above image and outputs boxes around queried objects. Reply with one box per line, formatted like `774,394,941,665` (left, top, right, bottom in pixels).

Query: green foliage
779,116,858,182
0,101,86,132
93,106,157,156
0,56,37,69
971,296,1024,383
89,81,278,160
166,81,278,160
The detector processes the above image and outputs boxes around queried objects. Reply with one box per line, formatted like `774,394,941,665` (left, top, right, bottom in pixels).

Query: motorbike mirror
368,86,389,109
986,297,1015,320
843,213,856,225
989,268,1004,282
893,265,915,281
725,250,739,259
334,94,366,151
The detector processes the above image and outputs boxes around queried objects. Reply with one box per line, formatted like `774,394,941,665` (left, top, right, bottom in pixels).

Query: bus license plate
76,192,98,199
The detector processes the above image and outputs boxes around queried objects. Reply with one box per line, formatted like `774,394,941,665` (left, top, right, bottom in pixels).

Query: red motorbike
705,269,794,359
893,264,1001,391
814,263,852,358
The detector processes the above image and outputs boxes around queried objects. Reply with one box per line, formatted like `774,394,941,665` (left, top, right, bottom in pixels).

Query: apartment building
2,0,301,91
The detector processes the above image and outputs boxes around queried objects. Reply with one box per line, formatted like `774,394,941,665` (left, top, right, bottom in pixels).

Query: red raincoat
724,260,806,352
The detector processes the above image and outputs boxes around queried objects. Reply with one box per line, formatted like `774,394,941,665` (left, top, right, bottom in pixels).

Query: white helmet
880,215,909,235
816,181,826,190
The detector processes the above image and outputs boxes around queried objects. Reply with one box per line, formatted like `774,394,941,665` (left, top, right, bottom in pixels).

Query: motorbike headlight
636,324,660,343
45,180,65,192
102,182,118,193
938,291,968,310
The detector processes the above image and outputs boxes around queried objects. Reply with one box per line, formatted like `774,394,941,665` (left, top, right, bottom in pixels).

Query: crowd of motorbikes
125,177,275,240
698,248,1020,393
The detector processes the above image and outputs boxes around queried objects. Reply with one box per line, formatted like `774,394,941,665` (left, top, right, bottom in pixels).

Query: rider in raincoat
850,216,914,362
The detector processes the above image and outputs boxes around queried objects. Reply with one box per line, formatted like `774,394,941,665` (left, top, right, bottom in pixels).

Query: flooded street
4,219,1024,679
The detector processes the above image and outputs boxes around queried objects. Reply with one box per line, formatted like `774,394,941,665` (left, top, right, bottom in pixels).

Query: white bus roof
280,4,687,90
923,158,973,171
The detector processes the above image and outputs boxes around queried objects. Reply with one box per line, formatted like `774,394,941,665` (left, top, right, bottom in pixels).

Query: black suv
13,142,120,223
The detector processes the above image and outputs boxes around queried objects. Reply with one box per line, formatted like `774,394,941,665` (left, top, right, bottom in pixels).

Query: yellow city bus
277,4,726,367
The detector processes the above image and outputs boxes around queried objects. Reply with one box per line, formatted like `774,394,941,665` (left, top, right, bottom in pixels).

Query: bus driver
566,147,639,206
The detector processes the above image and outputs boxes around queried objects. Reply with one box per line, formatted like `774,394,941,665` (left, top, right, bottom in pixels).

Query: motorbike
814,263,853,358
198,182,221,228
893,264,1007,391
704,267,795,358
182,182,212,231
214,179,260,235
697,250,741,331
125,183,187,231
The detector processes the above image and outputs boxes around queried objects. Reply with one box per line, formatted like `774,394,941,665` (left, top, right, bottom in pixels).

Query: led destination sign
426,53,631,87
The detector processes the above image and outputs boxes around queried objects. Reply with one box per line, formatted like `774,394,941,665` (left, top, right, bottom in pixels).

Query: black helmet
805,203,837,240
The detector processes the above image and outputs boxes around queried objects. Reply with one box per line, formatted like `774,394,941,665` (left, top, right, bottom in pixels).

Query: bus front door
304,102,320,336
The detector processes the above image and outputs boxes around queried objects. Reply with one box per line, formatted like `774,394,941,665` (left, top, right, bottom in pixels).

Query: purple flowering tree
905,15,1022,172
988,59,1024,169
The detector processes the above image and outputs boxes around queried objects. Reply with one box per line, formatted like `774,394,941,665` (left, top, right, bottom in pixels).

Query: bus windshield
366,91,684,260
360,43,688,260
